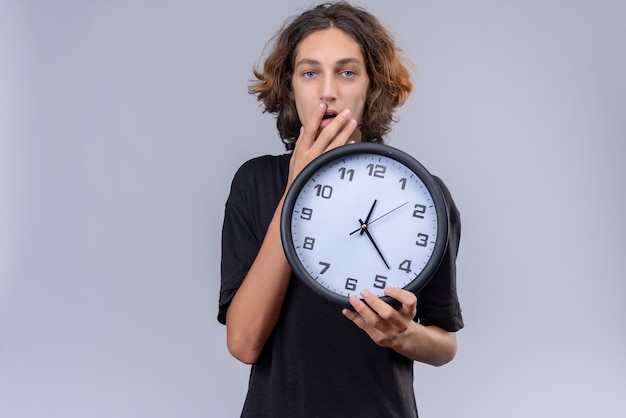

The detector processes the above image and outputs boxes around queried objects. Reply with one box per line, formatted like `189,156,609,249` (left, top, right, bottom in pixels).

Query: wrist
391,320,421,356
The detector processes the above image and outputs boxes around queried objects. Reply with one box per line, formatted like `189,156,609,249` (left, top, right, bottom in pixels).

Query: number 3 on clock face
280,143,449,306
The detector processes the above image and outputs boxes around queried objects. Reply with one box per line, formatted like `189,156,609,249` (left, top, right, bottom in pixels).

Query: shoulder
232,152,291,184
233,153,291,179
228,154,290,197
226,153,291,213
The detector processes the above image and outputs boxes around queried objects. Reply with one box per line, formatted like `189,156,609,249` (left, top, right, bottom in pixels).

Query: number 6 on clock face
280,143,449,307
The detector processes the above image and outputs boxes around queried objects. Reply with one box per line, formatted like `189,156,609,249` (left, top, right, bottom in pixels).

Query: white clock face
284,145,446,302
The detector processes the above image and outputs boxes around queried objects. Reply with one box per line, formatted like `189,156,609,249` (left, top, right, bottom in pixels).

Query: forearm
392,322,457,366
226,197,291,364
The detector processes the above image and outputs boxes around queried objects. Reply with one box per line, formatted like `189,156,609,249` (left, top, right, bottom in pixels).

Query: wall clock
281,142,448,306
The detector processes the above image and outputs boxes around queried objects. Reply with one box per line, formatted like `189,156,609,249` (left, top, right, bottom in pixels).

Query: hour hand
360,199,377,235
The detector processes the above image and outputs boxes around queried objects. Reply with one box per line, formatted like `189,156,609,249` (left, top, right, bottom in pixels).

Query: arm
225,199,292,365
342,287,457,366
226,105,357,364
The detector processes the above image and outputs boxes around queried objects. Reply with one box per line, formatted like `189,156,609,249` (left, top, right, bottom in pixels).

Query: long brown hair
249,2,413,150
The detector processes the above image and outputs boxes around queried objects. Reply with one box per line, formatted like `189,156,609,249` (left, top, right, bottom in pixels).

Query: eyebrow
295,58,364,68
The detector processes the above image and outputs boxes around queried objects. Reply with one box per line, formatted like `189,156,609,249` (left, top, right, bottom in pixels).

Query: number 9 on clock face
280,143,449,306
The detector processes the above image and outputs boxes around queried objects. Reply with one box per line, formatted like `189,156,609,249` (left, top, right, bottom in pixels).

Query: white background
1,0,624,417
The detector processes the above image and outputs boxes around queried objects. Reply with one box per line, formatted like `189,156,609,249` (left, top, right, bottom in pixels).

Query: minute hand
359,218,390,269
349,201,410,236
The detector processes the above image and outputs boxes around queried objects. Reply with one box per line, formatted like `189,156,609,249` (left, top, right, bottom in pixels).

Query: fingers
297,103,328,149
342,290,404,348
315,109,357,152
354,289,399,325
289,104,357,186
300,103,357,153
384,287,418,318
342,288,417,332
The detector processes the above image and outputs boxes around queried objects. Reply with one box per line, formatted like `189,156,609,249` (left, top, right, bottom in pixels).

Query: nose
319,74,337,103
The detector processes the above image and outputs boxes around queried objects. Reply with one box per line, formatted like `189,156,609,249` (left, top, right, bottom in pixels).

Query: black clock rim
280,142,449,307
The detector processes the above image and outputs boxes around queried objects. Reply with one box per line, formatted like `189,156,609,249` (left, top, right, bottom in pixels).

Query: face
292,27,370,142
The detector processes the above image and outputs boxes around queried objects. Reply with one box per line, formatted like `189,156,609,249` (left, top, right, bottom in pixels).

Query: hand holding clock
343,287,458,365
342,287,417,349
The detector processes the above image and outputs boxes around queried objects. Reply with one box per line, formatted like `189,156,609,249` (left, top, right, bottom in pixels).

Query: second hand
349,201,410,235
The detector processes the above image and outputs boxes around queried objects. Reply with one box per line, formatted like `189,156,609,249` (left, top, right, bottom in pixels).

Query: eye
340,70,356,78
303,71,316,78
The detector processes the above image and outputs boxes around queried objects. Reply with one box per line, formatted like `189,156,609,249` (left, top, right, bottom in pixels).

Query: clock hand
349,201,410,235
360,199,377,236
358,218,390,269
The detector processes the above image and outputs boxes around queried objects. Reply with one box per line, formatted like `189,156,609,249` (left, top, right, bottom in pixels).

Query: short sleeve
416,177,464,332
218,167,261,324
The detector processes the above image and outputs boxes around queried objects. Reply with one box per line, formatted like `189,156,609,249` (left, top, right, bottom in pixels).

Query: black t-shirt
219,153,463,417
